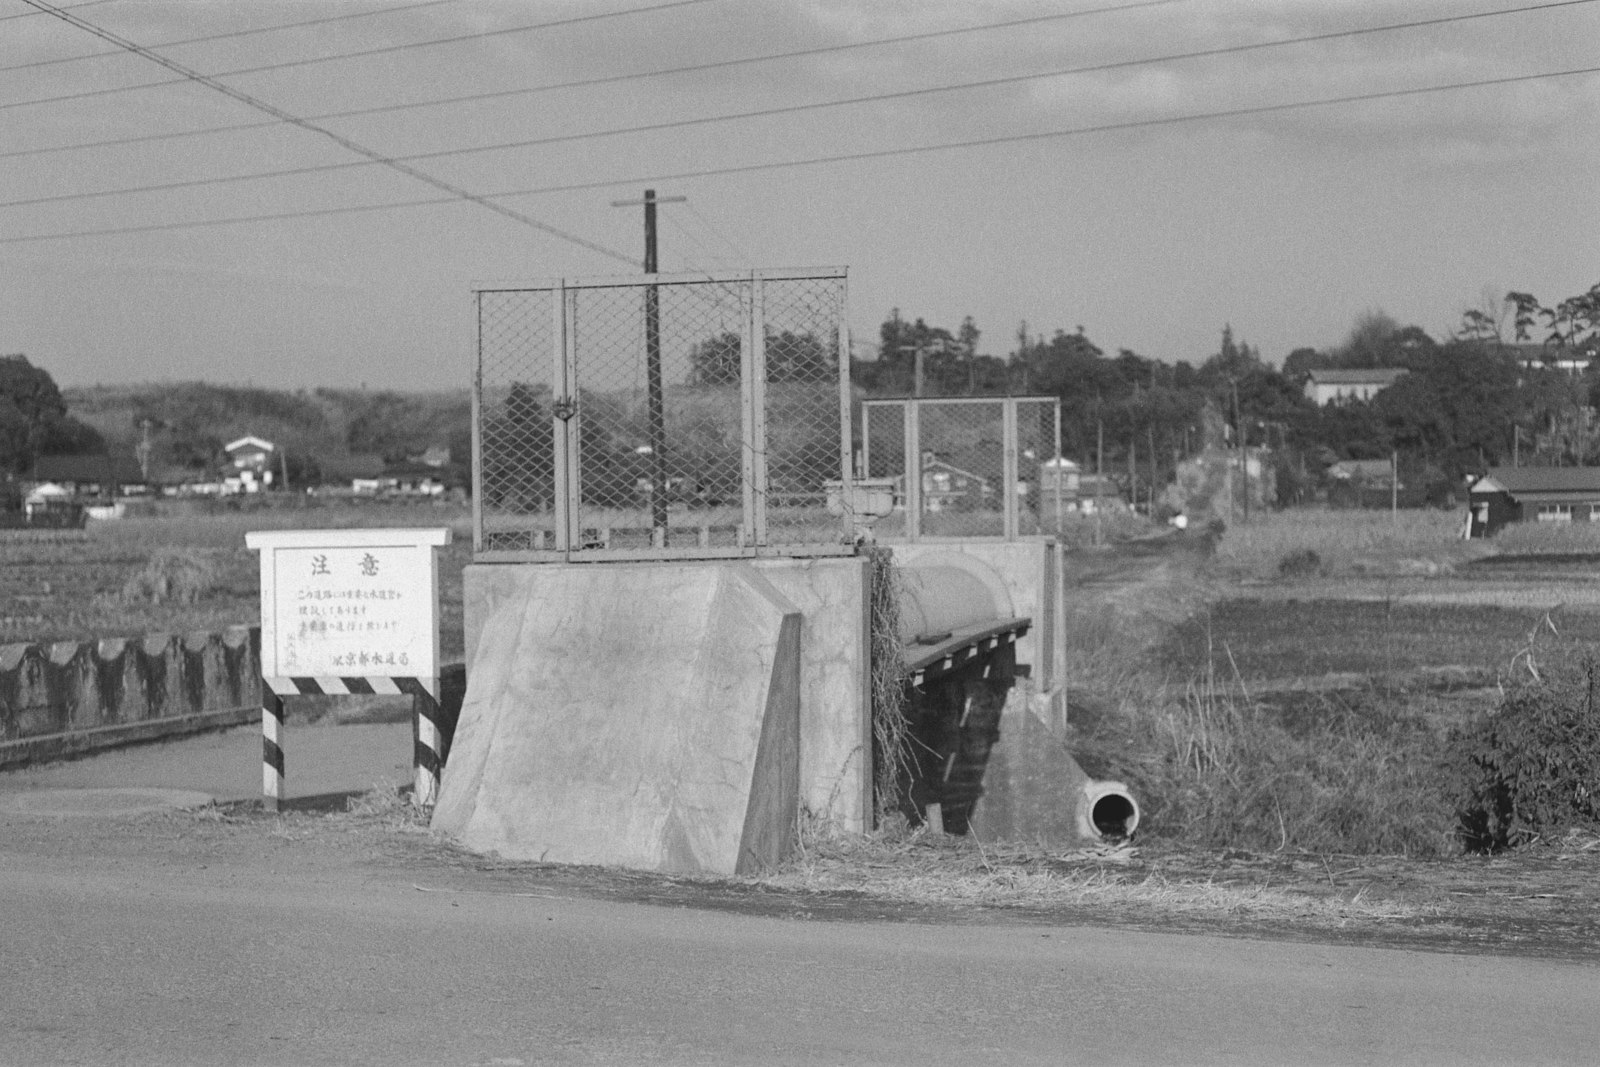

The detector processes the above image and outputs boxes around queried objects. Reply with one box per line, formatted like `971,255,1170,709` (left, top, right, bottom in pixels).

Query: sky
2,0,1597,393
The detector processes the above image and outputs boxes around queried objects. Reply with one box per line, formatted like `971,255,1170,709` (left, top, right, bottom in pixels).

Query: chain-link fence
859,397,1061,540
473,269,850,559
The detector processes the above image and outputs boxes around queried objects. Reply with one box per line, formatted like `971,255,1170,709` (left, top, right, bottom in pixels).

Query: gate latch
552,396,578,421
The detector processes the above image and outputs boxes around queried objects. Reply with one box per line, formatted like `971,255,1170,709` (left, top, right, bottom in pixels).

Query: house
919,455,992,512
353,460,447,499
26,452,147,501
223,435,278,492
1034,457,1130,514
1326,459,1395,486
1303,368,1407,406
1467,467,1600,537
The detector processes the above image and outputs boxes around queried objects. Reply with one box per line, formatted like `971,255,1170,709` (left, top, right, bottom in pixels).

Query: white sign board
245,528,451,679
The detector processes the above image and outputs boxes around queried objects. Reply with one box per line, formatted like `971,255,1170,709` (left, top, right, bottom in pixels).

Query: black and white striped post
262,685,285,811
260,674,444,808
246,527,452,812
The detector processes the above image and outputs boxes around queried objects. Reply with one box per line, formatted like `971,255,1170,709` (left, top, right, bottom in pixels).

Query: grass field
1159,598,1593,682
0,501,472,656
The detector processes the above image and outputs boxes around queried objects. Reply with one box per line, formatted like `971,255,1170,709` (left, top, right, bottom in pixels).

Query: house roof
1306,368,1407,385
922,457,991,486
1327,459,1393,481
30,452,144,484
224,435,276,454
1472,467,1600,496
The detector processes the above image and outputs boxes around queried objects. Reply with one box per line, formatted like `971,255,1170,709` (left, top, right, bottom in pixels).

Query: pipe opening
1081,781,1140,841
1091,793,1138,839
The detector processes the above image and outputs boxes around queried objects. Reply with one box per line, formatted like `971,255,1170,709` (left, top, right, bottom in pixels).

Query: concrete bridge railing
0,627,262,769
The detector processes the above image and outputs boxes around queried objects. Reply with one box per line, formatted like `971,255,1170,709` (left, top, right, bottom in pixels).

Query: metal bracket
552,396,578,421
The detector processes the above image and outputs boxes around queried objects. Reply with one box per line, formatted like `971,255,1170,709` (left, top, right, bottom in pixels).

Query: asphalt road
4,830,1599,1067
5,725,1598,1065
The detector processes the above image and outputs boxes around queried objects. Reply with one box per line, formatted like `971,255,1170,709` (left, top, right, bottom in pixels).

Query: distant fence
0,627,261,769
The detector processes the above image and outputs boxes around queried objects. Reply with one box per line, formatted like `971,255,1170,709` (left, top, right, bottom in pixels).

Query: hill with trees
61,382,470,488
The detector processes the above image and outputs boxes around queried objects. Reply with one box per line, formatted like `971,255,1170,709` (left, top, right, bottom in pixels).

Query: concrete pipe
1078,780,1140,841
895,564,1005,645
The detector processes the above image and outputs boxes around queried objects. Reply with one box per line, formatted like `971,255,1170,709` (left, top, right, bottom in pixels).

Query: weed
1450,659,1600,852
865,546,911,824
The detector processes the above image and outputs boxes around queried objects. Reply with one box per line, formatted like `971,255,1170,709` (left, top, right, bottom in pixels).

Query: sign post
245,527,452,810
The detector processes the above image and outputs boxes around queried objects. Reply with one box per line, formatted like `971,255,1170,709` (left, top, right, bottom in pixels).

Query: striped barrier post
262,685,285,812
262,674,442,809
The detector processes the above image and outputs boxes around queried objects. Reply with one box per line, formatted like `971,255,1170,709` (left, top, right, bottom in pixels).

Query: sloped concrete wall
438,562,806,875
461,556,872,835
0,627,261,768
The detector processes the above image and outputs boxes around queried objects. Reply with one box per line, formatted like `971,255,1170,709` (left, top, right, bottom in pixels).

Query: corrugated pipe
1079,780,1140,841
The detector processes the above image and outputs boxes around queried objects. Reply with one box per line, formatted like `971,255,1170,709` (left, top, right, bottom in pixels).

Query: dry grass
1212,507,1482,580
1489,518,1600,554
768,816,1425,922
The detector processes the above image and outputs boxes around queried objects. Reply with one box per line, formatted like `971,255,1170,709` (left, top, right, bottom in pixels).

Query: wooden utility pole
1391,448,1399,521
611,189,685,546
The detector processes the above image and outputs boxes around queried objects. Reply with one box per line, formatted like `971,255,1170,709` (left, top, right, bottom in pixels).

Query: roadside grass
767,817,1427,922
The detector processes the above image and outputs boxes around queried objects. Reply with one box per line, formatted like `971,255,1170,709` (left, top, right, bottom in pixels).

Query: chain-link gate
473,268,852,560
859,397,1061,540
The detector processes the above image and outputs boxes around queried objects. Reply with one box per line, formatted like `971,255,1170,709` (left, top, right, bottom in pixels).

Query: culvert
1080,780,1140,840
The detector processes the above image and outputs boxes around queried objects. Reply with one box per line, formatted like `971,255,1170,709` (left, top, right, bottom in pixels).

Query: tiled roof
1473,467,1600,494
1306,368,1407,385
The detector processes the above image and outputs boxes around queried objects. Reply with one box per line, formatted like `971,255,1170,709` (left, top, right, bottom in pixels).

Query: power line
14,0,634,265
1,0,1193,160
7,0,1591,212
0,0,112,23
1,0,726,113
0,0,460,74
7,63,1594,247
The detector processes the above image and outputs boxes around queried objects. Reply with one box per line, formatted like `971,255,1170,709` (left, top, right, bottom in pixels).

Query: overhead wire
6,63,1594,247
0,0,112,23
4,0,1591,211
1,0,1193,161
0,0,460,74
1,0,728,113
12,0,636,265
683,201,752,265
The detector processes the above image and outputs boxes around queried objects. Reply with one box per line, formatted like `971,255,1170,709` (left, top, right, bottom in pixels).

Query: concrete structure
0,627,260,769
889,541,1063,724
1467,467,1600,537
1303,368,1407,406
439,536,1124,865
435,561,827,875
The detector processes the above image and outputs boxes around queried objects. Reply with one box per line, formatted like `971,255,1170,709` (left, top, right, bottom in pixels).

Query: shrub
1276,548,1322,578
121,548,218,605
1450,659,1600,852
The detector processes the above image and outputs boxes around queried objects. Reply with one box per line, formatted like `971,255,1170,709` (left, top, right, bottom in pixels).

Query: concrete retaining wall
0,627,261,769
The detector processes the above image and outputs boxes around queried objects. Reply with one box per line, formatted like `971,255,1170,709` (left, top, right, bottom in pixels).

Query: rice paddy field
0,500,473,657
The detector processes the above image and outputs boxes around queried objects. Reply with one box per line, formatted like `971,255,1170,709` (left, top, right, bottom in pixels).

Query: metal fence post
1003,397,1019,540
750,274,769,547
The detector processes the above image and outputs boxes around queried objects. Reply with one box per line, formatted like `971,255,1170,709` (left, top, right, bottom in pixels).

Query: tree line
855,284,1600,507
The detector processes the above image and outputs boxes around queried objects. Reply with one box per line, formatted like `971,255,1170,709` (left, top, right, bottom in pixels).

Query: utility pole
612,189,685,546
